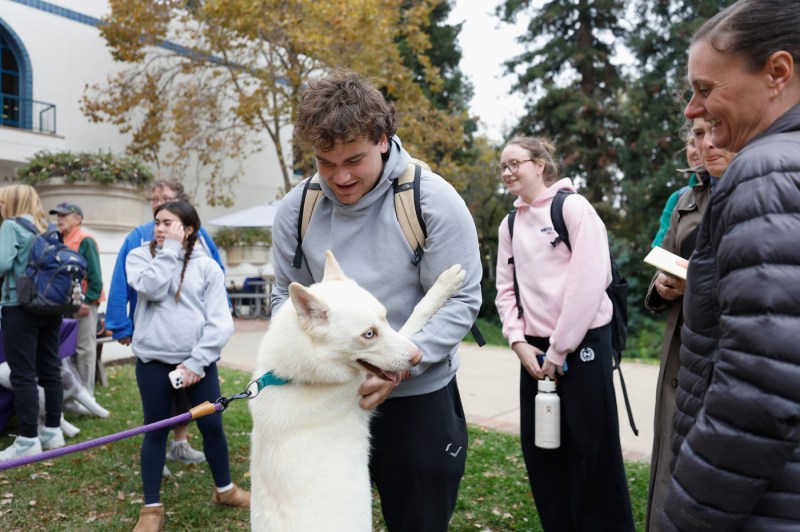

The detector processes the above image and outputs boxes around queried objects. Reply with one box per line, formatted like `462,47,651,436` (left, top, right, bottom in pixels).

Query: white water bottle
535,377,560,449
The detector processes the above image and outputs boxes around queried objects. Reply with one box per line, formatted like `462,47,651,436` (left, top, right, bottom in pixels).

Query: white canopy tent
207,200,281,228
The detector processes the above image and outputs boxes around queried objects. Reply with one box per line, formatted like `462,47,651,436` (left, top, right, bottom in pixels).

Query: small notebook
644,246,688,280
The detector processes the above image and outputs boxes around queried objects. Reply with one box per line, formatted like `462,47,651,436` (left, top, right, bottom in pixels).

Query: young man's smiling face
315,135,389,205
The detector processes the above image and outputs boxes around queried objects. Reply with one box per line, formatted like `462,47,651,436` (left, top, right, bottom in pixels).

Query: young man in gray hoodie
270,69,482,531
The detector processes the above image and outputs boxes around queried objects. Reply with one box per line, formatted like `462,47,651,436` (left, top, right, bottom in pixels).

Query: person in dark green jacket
50,202,104,398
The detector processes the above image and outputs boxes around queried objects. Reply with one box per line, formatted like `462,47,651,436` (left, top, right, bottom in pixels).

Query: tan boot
211,484,251,509
133,505,165,532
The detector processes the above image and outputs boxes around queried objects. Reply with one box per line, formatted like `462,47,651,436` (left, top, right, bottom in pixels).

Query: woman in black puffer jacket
662,1,800,530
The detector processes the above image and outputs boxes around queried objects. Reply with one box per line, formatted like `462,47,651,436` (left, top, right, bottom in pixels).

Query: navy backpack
13,217,87,317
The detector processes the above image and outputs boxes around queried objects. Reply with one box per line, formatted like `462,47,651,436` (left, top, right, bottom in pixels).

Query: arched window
0,20,33,131
1,33,22,127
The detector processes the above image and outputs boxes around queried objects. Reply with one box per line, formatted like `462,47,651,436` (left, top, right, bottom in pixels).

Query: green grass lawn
1,364,650,531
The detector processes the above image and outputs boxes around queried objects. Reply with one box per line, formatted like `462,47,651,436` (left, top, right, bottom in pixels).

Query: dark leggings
520,325,634,532
135,359,231,504
369,377,468,532
173,388,192,428
2,306,62,437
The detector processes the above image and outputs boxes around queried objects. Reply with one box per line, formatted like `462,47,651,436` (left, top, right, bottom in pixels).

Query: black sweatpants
2,305,62,437
369,377,468,532
521,325,634,532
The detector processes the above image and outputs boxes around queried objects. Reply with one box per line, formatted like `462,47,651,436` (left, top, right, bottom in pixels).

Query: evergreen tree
498,0,626,222
618,0,737,245
616,0,736,353
399,1,474,112
397,0,478,164
397,1,506,308
493,0,738,356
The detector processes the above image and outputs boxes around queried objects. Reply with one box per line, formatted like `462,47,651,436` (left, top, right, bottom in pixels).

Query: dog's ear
322,250,348,282
289,283,329,329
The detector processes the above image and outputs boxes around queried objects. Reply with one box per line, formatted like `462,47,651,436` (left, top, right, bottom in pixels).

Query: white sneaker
0,436,42,462
39,427,65,450
62,399,91,416
166,440,206,464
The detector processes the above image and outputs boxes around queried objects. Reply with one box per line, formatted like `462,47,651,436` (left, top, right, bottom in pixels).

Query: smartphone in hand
537,354,569,372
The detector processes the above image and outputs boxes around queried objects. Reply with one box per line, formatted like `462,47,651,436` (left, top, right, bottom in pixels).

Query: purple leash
0,401,223,471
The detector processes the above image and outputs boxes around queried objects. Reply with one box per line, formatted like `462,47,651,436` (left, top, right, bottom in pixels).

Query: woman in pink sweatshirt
495,136,634,531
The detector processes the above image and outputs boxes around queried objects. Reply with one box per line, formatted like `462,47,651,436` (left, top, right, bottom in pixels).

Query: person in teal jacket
0,184,65,461
652,123,703,248
106,179,224,469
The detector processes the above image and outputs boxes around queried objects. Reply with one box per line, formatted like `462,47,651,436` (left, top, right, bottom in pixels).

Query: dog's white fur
249,251,464,531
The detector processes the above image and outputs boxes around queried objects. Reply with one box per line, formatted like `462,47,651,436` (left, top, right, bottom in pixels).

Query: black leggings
172,388,192,428
520,325,634,532
2,306,62,437
135,359,231,504
369,377,468,532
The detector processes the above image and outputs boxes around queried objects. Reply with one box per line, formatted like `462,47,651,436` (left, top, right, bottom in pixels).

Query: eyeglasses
149,195,177,206
498,159,533,177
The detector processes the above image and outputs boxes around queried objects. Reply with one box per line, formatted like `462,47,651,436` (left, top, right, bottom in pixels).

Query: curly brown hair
294,69,396,152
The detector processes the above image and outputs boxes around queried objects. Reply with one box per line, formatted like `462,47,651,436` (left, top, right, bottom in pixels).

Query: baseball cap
49,202,84,217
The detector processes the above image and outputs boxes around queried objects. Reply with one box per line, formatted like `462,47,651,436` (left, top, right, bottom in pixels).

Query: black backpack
507,189,637,435
13,217,87,317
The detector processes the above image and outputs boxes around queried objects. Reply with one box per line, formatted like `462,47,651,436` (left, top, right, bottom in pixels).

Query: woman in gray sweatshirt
126,201,247,531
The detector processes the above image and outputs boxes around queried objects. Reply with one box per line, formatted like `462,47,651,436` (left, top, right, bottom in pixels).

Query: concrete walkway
102,318,657,462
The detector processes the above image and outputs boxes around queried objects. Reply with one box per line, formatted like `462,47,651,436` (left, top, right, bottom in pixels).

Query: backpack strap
506,209,523,319
292,175,323,269
12,216,40,236
394,162,427,266
294,160,430,269
398,159,484,345
547,194,638,435
616,357,639,436
291,161,485,346
509,190,576,322
11,217,60,242
8,217,41,291
549,189,573,251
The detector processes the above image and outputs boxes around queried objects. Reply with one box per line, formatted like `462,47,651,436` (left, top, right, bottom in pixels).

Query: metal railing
0,93,57,135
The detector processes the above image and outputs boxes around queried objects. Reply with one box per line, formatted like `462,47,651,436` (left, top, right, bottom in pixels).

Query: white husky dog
249,251,465,531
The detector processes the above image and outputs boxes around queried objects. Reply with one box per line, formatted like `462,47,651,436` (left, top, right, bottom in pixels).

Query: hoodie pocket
135,304,204,356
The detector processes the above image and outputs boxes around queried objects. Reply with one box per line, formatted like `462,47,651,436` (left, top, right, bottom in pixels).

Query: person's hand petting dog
359,374,397,410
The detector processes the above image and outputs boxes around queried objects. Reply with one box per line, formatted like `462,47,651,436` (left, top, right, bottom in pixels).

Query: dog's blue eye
362,329,376,340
